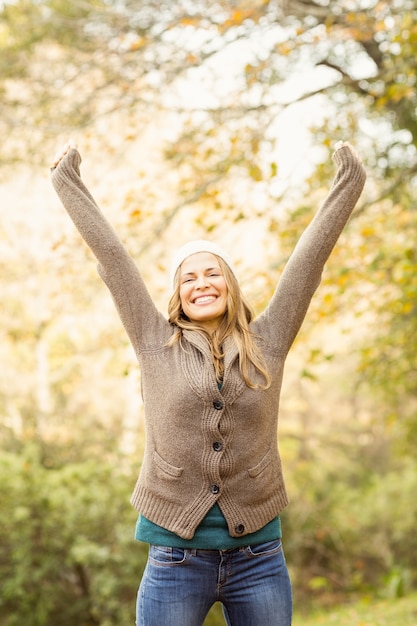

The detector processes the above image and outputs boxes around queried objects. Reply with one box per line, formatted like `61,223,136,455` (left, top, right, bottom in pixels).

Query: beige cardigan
51,147,366,540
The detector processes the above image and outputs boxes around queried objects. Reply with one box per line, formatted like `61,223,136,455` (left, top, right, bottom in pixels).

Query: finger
52,141,77,167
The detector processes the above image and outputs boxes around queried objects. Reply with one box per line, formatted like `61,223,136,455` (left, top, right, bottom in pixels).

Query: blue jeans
136,539,292,626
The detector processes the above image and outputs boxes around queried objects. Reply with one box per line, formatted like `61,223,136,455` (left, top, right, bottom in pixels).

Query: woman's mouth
193,295,217,305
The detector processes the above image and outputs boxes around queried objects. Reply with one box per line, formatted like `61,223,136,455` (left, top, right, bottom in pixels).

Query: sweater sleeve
256,145,366,354
50,149,168,354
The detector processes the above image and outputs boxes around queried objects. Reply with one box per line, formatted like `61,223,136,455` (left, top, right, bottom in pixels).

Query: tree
2,0,416,484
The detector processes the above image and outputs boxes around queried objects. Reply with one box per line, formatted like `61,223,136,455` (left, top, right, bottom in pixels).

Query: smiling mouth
193,295,217,305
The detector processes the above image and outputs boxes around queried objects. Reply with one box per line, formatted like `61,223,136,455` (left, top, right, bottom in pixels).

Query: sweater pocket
153,451,184,479
247,447,276,478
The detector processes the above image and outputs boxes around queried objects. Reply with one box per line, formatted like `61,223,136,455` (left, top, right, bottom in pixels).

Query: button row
210,399,243,535
208,486,245,534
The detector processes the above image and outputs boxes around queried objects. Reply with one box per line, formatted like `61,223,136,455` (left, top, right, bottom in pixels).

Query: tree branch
316,60,371,96
137,174,224,257
352,163,417,218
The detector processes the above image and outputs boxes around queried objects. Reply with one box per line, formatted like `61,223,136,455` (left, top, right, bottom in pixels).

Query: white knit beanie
169,239,237,291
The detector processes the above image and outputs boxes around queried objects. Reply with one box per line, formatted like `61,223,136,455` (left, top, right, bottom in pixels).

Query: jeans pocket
149,545,189,566
245,539,283,558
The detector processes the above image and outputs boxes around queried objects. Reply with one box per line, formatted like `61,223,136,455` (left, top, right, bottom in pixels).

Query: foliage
353,200,417,447
1,0,417,172
283,451,417,602
0,443,146,626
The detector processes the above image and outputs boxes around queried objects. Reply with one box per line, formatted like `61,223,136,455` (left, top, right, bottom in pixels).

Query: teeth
194,296,215,304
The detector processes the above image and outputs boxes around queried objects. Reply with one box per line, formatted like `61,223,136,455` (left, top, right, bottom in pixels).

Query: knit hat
169,239,237,290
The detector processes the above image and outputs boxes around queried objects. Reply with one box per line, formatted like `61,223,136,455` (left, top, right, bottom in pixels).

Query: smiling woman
178,251,229,332
50,140,366,626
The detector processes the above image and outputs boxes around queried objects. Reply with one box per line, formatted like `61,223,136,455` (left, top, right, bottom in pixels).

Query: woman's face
179,252,228,332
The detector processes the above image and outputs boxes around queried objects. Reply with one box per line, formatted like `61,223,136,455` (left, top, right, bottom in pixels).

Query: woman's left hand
333,141,362,163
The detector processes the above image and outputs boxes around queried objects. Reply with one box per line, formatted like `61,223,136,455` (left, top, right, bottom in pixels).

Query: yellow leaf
180,17,199,26
130,37,146,51
361,226,375,237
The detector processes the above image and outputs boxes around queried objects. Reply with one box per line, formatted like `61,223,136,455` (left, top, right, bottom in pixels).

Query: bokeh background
1,1,417,624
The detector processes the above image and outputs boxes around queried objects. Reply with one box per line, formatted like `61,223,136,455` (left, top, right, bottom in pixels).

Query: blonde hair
167,257,271,390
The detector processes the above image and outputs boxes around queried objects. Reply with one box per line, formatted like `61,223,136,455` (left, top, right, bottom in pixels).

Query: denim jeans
136,539,292,626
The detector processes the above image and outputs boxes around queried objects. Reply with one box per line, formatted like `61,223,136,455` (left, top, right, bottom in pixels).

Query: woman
51,140,366,625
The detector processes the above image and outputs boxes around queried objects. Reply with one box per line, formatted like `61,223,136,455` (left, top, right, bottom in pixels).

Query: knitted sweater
51,147,366,540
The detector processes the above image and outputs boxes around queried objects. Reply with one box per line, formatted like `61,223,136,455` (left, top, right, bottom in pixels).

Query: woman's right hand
52,139,78,169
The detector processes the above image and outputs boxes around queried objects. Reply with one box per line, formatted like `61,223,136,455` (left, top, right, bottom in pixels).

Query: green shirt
135,504,281,549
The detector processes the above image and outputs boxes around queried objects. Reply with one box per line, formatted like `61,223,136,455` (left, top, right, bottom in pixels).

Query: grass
292,593,417,626
203,593,417,625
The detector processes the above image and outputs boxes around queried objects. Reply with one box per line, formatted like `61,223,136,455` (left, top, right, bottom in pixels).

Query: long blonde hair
167,257,271,390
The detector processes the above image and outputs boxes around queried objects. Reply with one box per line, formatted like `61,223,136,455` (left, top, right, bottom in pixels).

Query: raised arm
50,143,168,353
257,142,366,353
51,142,131,266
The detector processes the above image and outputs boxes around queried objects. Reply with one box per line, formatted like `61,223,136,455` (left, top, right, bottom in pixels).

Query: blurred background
1,1,417,624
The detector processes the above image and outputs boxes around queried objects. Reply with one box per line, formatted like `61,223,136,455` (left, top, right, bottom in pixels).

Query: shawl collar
181,330,245,402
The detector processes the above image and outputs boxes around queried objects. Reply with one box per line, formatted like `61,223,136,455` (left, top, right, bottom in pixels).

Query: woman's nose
195,274,209,288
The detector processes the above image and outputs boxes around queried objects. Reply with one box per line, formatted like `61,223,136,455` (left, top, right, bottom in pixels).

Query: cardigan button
235,524,245,534
213,400,223,410
211,484,220,494
213,441,223,452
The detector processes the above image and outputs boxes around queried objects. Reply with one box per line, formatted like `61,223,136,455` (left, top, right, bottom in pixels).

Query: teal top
135,503,281,549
